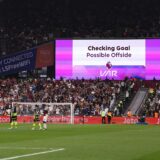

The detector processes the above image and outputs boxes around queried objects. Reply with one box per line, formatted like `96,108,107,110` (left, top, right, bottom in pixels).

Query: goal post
11,102,74,124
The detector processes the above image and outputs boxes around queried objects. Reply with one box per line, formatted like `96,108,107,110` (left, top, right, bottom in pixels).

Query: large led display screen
56,39,160,80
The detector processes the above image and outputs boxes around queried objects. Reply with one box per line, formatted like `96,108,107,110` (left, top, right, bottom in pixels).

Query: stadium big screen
56,39,160,80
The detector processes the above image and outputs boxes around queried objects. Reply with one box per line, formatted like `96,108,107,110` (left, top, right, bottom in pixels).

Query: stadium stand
0,77,159,117
0,0,160,55
0,77,137,116
139,81,160,117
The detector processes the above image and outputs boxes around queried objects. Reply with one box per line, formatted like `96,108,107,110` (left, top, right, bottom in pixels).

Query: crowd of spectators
140,82,160,117
0,77,136,116
0,0,160,55
0,77,160,117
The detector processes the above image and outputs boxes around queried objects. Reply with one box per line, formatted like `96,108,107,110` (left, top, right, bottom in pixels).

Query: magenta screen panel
56,39,160,80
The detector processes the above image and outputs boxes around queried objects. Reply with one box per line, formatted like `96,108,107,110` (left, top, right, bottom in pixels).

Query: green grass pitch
0,124,160,160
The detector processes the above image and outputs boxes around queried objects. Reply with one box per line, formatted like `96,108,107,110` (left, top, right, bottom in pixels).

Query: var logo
100,61,118,77
100,70,117,77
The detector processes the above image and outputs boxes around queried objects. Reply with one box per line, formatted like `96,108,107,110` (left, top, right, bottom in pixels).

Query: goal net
11,102,74,124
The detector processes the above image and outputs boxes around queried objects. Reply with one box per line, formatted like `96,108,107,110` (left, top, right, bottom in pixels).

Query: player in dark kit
32,109,42,130
9,107,18,129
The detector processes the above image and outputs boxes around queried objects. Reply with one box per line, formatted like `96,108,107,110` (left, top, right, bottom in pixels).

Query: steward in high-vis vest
117,100,123,116
127,110,132,118
107,111,112,124
101,109,106,124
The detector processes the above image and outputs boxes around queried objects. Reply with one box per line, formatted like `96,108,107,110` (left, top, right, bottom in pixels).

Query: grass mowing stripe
0,148,65,160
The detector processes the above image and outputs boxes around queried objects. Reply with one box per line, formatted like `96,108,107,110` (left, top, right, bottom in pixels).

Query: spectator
0,0,160,55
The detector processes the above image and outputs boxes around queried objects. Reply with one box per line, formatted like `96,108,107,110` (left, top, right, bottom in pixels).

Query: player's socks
14,122,18,128
32,123,36,130
43,124,47,130
9,122,14,129
39,123,42,130
44,123,46,129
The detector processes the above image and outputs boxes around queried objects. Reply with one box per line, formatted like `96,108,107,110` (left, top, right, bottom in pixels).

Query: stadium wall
0,116,159,125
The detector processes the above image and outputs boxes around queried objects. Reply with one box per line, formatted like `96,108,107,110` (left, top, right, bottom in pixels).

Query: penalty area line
0,148,65,160
0,147,55,150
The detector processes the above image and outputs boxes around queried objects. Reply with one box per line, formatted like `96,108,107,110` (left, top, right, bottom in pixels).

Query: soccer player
32,109,42,130
9,107,18,129
43,110,48,130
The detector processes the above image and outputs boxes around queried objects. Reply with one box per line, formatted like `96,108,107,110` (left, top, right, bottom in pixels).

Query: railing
135,88,149,115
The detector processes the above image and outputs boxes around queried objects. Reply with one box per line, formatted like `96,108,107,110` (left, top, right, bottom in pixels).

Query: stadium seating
0,0,160,55
0,77,159,117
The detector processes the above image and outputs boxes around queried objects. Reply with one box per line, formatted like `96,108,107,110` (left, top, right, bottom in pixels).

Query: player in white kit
43,110,48,130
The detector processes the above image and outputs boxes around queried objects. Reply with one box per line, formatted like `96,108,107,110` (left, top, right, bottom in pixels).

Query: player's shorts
34,119,40,122
11,116,17,121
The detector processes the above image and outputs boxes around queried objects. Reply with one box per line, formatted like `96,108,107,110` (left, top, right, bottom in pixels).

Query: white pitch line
0,148,65,160
0,147,54,150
